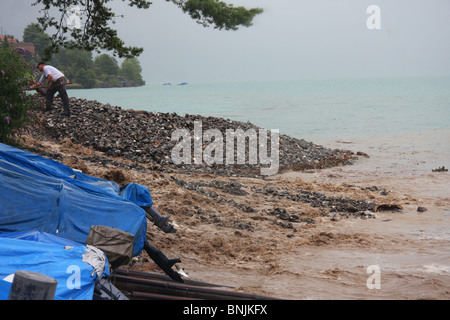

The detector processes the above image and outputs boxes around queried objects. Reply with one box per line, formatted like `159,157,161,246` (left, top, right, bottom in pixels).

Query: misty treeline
22,23,145,88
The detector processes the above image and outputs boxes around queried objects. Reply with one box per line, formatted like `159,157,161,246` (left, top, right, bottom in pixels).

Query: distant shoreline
66,81,146,90
66,85,145,90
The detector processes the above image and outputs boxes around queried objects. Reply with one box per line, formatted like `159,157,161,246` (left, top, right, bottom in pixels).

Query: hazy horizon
2,0,450,83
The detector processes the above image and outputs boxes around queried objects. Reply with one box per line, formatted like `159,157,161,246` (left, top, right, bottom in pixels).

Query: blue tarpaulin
0,231,108,300
0,142,150,256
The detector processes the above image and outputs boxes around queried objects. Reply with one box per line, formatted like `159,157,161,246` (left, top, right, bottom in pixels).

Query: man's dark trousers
46,77,70,116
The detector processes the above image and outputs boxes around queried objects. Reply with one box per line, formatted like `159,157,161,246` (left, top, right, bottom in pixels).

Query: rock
356,151,370,158
330,214,341,222
417,206,428,212
275,220,295,230
432,166,448,172
374,203,403,212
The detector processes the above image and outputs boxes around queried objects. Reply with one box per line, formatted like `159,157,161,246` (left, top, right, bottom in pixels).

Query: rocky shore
30,97,357,178
22,97,411,298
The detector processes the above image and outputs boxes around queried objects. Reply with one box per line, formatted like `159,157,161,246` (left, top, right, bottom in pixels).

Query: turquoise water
68,77,450,143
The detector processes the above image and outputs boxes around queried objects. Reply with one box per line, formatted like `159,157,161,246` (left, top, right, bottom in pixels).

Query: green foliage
31,0,263,59
169,0,264,30
51,47,93,72
94,54,120,77
120,57,145,86
0,42,39,145
49,48,145,88
50,47,97,87
33,0,152,59
73,68,97,88
50,48,145,88
23,23,51,59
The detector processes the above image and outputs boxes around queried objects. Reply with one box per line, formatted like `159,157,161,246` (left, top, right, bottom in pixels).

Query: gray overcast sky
1,0,450,82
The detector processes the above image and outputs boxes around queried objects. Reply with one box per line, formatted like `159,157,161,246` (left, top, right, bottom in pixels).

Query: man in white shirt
30,62,71,116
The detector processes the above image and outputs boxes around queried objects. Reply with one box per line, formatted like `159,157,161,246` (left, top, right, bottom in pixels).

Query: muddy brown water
185,129,450,300
278,129,450,299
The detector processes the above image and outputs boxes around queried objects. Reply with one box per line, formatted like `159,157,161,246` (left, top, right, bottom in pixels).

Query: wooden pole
22,82,73,91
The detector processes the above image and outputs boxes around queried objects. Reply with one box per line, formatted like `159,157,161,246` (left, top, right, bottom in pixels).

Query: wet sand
23,128,450,300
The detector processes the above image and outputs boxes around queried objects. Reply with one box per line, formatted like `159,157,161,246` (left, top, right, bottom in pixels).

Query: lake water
68,77,450,144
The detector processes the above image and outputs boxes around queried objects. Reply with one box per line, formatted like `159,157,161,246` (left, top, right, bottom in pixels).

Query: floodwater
274,129,450,299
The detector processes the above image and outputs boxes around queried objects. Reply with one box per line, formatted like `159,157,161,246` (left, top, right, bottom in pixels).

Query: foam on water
423,264,450,274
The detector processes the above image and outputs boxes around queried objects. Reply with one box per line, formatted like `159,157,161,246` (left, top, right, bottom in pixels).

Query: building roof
15,42,35,55
0,35,36,55
0,35,19,43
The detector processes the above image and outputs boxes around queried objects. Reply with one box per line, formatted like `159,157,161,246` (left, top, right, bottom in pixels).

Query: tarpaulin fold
0,231,109,300
0,142,151,256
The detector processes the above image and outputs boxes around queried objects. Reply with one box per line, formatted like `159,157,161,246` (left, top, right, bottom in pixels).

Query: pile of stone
31,97,357,177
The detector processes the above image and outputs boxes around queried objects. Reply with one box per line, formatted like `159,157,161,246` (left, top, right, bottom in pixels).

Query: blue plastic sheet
0,143,150,256
0,230,83,247
120,182,153,207
0,232,108,300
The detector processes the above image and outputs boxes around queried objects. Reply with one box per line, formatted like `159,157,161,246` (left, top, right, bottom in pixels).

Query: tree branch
32,0,262,60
